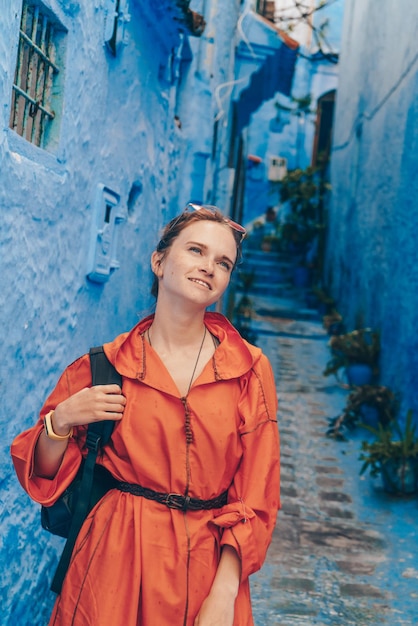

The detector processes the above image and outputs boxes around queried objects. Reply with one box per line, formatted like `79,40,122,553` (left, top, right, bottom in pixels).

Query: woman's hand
53,384,126,434
34,385,126,478
194,545,240,626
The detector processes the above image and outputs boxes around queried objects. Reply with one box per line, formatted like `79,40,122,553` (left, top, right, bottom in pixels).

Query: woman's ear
151,251,164,277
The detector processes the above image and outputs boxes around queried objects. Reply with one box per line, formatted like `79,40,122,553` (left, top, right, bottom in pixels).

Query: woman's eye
189,246,202,254
219,260,232,271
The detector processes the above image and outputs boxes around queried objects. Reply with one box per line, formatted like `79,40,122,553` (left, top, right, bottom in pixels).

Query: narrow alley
2,2,417,623
237,248,418,626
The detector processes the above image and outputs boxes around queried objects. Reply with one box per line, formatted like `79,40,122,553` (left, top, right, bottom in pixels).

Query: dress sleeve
209,353,280,581
10,355,91,506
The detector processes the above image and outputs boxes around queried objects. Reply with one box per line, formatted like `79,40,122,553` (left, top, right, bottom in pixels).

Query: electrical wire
333,51,418,152
214,2,258,123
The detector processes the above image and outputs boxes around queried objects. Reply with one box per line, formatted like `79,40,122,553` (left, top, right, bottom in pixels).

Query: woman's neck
151,302,207,350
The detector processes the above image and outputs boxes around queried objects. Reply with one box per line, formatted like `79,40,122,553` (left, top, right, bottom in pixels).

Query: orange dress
11,312,280,626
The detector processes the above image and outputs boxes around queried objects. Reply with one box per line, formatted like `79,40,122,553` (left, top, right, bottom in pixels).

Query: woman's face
152,220,238,309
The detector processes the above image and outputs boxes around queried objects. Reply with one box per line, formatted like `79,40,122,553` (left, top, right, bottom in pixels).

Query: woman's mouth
189,278,212,290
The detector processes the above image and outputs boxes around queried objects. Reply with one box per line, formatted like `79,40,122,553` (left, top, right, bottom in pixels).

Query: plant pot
345,363,373,386
318,302,329,315
293,266,310,288
359,404,380,428
305,292,319,309
328,321,344,336
380,458,418,495
287,241,305,255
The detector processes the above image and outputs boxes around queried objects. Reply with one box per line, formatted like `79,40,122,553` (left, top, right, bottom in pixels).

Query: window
268,156,287,181
312,90,336,167
9,2,66,150
256,0,276,22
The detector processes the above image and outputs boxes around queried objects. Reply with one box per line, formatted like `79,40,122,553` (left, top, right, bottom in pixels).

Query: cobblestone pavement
248,297,418,626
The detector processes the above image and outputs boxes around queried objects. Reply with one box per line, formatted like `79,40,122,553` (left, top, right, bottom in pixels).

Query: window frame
9,1,67,151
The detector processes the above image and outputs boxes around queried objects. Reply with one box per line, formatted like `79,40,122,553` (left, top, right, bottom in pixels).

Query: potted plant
322,310,344,336
233,271,258,344
312,287,335,314
279,163,330,285
261,234,280,253
323,328,380,385
326,385,398,440
359,410,418,495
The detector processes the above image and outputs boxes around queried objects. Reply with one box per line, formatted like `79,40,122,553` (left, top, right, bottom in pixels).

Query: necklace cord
187,327,207,394
147,326,207,395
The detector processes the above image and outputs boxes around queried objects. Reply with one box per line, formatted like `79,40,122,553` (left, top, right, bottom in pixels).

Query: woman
11,204,280,626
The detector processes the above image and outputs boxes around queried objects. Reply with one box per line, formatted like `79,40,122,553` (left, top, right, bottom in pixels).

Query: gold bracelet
44,410,73,441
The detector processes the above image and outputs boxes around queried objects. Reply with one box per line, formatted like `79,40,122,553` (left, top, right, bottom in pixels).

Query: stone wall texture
0,1,240,622
326,0,418,419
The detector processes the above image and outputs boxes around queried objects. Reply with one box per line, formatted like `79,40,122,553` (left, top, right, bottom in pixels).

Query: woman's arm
34,384,126,478
210,354,280,582
194,545,240,626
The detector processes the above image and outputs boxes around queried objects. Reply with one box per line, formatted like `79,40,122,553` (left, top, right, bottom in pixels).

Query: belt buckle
164,493,183,510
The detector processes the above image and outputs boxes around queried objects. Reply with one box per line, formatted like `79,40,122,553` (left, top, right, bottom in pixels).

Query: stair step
235,283,295,298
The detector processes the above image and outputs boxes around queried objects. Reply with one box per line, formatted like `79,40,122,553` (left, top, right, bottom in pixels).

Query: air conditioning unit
268,156,287,182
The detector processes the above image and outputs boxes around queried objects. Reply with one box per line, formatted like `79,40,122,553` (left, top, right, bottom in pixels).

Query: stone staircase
236,248,293,299
227,233,329,347
232,241,319,325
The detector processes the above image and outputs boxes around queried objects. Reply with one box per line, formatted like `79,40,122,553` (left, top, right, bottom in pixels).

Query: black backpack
41,346,121,594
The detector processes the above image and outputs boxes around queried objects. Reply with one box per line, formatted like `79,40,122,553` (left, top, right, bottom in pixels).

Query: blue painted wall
0,2,181,621
326,0,418,419
243,0,345,224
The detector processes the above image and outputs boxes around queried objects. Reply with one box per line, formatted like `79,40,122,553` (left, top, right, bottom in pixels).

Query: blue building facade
0,1,297,622
326,0,418,419
243,0,345,224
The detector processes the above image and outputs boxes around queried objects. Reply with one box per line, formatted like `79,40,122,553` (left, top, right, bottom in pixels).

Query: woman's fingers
94,386,126,408
55,385,126,428
87,386,126,419
95,383,124,395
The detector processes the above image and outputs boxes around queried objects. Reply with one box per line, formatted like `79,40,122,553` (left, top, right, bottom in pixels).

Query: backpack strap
50,347,121,594
88,346,122,446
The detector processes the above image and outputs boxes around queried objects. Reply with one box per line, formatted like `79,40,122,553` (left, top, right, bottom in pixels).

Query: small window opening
9,2,66,149
104,203,112,223
127,181,142,216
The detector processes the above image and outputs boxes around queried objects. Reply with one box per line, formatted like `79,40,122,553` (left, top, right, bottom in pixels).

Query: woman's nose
200,257,215,275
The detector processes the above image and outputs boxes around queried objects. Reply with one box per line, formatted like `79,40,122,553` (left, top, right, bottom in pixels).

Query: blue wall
0,2,182,621
326,0,418,419
243,0,345,224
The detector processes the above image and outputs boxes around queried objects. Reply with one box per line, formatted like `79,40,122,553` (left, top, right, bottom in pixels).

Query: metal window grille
9,3,62,148
256,0,276,22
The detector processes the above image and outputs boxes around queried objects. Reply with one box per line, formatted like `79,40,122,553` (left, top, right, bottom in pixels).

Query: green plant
233,271,258,344
313,287,335,308
322,310,343,333
359,411,418,492
279,166,321,221
323,328,380,378
261,234,281,252
278,164,330,279
235,294,254,319
237,270,256,293
327,385,398,440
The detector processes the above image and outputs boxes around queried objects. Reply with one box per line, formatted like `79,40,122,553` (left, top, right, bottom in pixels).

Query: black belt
116,481,228,512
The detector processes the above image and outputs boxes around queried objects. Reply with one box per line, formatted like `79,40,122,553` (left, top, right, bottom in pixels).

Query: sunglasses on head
185,202,247,242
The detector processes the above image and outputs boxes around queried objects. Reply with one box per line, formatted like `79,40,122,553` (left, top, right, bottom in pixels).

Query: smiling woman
151,203,245,298
152,220,237,311
11,204,280,626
